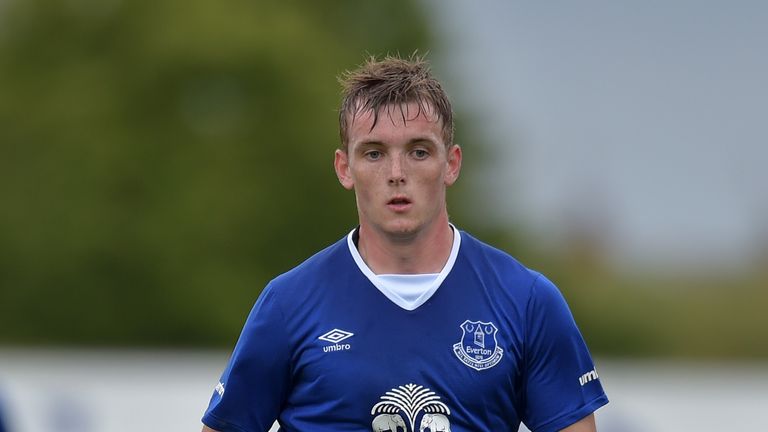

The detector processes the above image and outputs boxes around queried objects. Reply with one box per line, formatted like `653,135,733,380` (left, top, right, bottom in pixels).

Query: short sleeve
202,283,292,432
521,275,608,432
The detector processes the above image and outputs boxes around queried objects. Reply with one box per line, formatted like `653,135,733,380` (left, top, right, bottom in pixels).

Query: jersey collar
346,224,461,311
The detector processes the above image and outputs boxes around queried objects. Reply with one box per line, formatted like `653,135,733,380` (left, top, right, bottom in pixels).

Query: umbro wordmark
578,369,599,386
318,328,354,353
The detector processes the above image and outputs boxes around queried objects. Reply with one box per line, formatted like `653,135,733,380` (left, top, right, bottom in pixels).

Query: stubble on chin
379,217,428,243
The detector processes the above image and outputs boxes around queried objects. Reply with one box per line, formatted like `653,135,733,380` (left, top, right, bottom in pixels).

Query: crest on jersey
452,320,504,371
371,383,451,432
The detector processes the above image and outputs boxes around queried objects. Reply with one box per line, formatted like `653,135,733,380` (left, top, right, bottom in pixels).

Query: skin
201,102,598,432
334,102,461,274
562,414,597,432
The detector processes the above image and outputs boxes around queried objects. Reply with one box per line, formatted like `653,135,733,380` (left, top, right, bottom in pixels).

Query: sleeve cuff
528,393,609,432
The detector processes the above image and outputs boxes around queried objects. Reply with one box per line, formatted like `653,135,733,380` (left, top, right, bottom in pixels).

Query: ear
444,144,462,186
334,149,355,190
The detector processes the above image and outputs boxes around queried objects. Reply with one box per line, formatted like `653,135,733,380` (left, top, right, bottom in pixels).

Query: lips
387,196,412,211
388,197,411,205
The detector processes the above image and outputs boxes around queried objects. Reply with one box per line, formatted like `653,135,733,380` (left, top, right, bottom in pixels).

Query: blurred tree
0,0,431,346
4,0,764,359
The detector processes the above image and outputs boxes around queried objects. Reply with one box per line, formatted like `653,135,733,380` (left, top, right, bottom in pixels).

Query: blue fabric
0,397,7,432
202,230,608,431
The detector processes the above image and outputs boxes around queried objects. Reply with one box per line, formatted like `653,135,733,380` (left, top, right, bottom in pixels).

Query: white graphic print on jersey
318,328,354,353
371,383,451,432
452,320,504,371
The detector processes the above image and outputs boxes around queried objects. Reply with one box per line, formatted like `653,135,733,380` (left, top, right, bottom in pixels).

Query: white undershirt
346,224,462,311
376,273,440,305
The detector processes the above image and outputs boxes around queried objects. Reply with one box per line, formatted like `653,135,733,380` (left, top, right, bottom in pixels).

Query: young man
202,55,608,432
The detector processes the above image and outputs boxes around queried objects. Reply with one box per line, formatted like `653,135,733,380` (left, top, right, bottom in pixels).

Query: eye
412,149,430,160
365,150,382,161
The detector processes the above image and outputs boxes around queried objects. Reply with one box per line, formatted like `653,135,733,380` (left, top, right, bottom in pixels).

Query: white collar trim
346,224,461,311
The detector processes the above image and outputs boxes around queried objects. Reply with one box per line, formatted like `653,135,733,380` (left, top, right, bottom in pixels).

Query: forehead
347,102,444,146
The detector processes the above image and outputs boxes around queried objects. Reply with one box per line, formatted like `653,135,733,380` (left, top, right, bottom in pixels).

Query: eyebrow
357,137,438,147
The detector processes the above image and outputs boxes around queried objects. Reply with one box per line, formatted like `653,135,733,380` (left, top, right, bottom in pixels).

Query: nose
388,156,406,185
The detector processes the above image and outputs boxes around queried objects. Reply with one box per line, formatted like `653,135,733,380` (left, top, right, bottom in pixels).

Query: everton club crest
452,320,504,371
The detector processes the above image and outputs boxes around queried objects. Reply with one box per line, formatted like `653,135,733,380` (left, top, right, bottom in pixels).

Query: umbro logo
318,328,354,353
579,369,599,386
318,328,354,343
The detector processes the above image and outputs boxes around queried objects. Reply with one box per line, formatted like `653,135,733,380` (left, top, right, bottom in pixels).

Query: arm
560,414,596,432
202,427,219,432
522,276,608,431
201,284,290,432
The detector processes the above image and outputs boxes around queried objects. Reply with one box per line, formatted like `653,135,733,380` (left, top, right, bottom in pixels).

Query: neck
357,217,454,274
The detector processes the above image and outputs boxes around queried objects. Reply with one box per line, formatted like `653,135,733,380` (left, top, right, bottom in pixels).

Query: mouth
386,196,412,212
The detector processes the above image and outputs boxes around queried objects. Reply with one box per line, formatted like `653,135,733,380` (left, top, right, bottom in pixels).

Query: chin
381,220,421,239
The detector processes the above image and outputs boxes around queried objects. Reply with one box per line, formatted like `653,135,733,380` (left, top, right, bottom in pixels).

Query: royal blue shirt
203,229,608,431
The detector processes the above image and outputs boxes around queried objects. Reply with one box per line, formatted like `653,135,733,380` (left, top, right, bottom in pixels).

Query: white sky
425,0,768,271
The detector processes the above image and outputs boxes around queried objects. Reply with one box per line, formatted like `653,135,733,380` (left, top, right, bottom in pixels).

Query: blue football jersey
203,228,608,432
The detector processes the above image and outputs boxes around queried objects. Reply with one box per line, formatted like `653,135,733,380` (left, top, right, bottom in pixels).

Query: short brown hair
338,54,454,151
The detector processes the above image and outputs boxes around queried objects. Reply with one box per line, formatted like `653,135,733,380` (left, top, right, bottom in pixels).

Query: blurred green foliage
1,0,765,359
0,0,431,346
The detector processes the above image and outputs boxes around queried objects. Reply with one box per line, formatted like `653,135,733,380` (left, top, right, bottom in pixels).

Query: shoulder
458,230,543,288
456,230,569,311
263,233,352,299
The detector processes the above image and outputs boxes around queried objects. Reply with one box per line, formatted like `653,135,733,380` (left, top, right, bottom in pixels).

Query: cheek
420,167,447,188
352,163,387,186
350,169,379,198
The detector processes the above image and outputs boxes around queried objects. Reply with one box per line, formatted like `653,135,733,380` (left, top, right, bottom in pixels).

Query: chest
284,278,526,430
